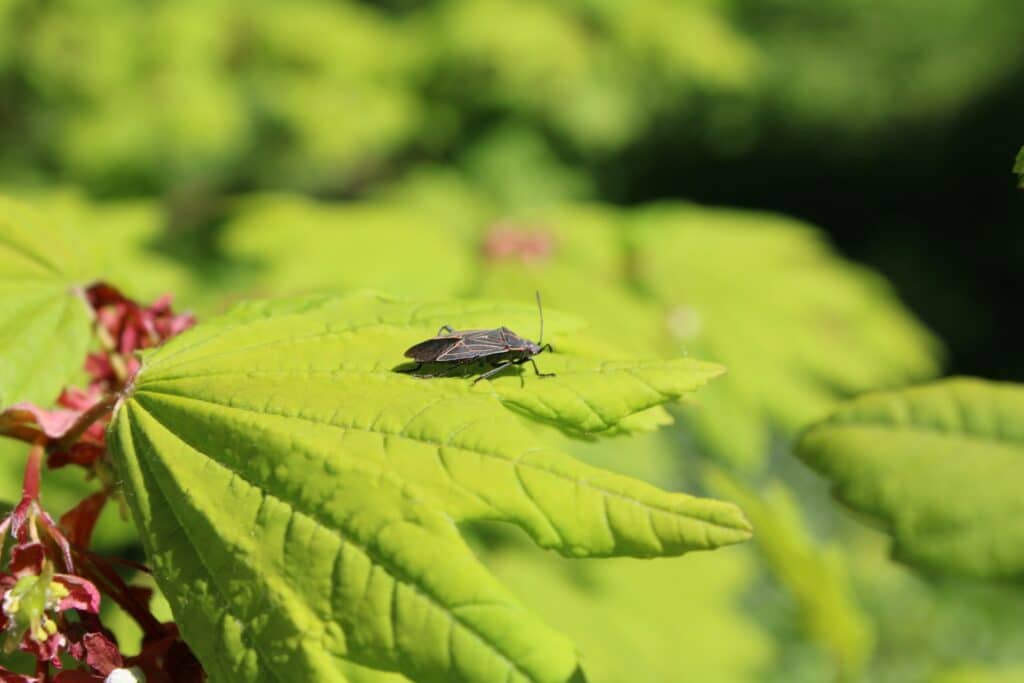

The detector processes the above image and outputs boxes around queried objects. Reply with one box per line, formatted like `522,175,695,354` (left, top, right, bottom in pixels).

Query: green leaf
108,292,750,682
707,471,873,680
0,196,93,406
484,546,772,683
220,195,480,300
796,377,1024,579
627,204,942,468
1,188,197,306
33,188,192,303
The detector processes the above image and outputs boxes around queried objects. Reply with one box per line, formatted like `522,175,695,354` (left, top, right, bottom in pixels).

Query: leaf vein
136,389,739,535
130,397,533,682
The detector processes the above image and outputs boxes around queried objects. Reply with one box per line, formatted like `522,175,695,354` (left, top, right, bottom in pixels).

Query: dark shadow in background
604,69,1024,383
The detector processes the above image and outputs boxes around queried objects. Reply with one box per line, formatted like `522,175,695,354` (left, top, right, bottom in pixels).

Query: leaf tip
703,361,727,381
726,503,754,539
698,498,755,547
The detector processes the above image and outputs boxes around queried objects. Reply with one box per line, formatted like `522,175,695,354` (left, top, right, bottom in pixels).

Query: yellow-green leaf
220,195,479,300
796,377,1024,579
109,292,750,682
0,197,93,405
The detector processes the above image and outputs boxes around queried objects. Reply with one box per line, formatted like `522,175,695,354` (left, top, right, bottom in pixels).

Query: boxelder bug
403,292,555,384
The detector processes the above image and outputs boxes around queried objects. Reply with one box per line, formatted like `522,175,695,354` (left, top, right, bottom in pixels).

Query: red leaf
0,666,39,683
0,405,79,440
54,574,101,614
81,632,123,675
48,443,106,470
84,283,131,309
482,223,556,264
52,671,100,683
59,492,109,548
8,542,46,576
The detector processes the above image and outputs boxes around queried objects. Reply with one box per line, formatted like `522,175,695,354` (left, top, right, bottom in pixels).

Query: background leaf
707,471,873,680
626,204,942,468
29,189,193,303
0,196,93,405
796,377,1024,579
109,292,749,682
220,195,480,300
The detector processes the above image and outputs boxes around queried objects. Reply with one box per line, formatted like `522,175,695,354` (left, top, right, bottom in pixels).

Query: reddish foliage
0,542,101,667
58,493,109,549
0,282,202,680
482,222,556,264
85,284,194,372
0,668,37,683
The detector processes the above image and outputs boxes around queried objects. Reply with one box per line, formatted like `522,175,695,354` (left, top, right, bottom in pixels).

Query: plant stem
23,442,43,499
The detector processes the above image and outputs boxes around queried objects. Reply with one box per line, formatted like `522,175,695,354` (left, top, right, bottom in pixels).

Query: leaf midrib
0,235,65,277
134,386,747,536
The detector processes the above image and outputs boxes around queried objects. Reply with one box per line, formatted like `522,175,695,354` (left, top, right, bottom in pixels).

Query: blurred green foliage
625,204,941,467
1,0,1022,198
708,471,873,681
1,0,1023,679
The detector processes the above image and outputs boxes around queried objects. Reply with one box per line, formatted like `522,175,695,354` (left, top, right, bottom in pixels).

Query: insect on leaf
109,292,750,682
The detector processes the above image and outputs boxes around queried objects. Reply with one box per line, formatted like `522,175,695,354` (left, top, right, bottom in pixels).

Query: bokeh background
1,1,1022,681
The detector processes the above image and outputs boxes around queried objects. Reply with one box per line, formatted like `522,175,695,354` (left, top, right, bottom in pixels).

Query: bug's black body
403,294,554,383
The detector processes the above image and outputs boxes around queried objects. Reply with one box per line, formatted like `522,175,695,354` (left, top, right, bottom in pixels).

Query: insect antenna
535,290,545,346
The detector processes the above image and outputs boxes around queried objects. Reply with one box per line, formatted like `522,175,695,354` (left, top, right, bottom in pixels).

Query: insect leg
525,357,555,378
472,360,515,384
436,324,455,336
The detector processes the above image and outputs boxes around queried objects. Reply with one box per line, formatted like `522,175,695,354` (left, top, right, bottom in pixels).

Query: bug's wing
404,337,461,362
436,329,510,361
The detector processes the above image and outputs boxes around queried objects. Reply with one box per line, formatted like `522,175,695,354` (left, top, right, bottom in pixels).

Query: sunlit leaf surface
109,292,750,682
